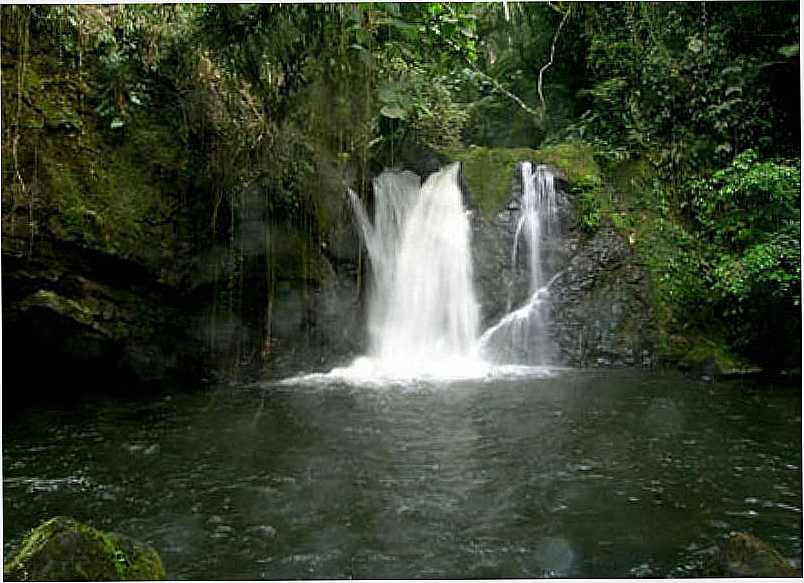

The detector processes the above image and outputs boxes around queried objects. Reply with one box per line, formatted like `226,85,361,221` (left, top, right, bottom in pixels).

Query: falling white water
318,162,491,382
479,162,560,365
282,162,557,386
514,162,559,292
359,163,480,371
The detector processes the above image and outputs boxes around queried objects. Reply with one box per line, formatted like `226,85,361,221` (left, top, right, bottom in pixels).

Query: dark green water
3,369,801,578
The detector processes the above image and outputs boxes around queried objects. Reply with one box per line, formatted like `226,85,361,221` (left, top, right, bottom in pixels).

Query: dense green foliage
571,3,799,165
2,2,800,371
567,2,800,368
689,152,800,365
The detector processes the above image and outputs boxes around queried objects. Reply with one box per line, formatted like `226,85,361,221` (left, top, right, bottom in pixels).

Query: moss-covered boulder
3,516,166,581
719,532,799,577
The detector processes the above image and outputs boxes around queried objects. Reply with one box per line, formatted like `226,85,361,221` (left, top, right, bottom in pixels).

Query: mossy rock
3,516,166,581
5,44,189,271
273,228,336,284
661,331,751,374
719,532,799,577
17,289,143,342
441,142,601,217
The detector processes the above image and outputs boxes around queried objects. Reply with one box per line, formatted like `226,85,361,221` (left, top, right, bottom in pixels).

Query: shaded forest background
1,2,800,396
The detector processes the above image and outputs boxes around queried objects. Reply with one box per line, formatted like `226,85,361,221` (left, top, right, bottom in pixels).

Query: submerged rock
3,516,166,581
718,531,799,577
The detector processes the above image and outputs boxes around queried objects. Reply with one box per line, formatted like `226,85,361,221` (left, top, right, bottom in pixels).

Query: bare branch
469,66,542,117
537,5,571,116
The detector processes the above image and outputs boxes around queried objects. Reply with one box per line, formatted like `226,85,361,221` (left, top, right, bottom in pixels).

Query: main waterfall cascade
348,163,481,378
284,161,559,384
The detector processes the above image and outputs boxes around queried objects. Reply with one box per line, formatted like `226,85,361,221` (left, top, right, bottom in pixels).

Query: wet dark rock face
265,259,365,377
471,163,576,329
550,224,657,368
2,236,210,405
470,162,657,368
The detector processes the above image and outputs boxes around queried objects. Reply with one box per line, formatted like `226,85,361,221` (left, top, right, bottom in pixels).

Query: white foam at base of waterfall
280,358,554,387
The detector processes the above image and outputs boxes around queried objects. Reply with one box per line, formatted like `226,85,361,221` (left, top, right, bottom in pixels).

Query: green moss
19,288,150,341
441,142,603,218
660,329,749,372
305,159,347,238
41,125,182,263
534,142,601,185
27,289,96,327
124,121,189,180
635,218,743,370
4,516,166,581
4,43,189,270
638,221,750,372
440,146,535,216
25,55,83,130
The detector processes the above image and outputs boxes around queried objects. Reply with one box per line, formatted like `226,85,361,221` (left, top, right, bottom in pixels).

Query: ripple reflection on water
3,369,801,579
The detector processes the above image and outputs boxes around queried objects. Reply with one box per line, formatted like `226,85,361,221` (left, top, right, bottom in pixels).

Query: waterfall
282,160,558,386
513,162,559,292
345,162,482,379
479,162,560,365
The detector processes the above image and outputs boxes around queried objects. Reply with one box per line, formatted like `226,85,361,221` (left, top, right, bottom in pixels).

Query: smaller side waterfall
513,162,559,292
479,162,560,365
